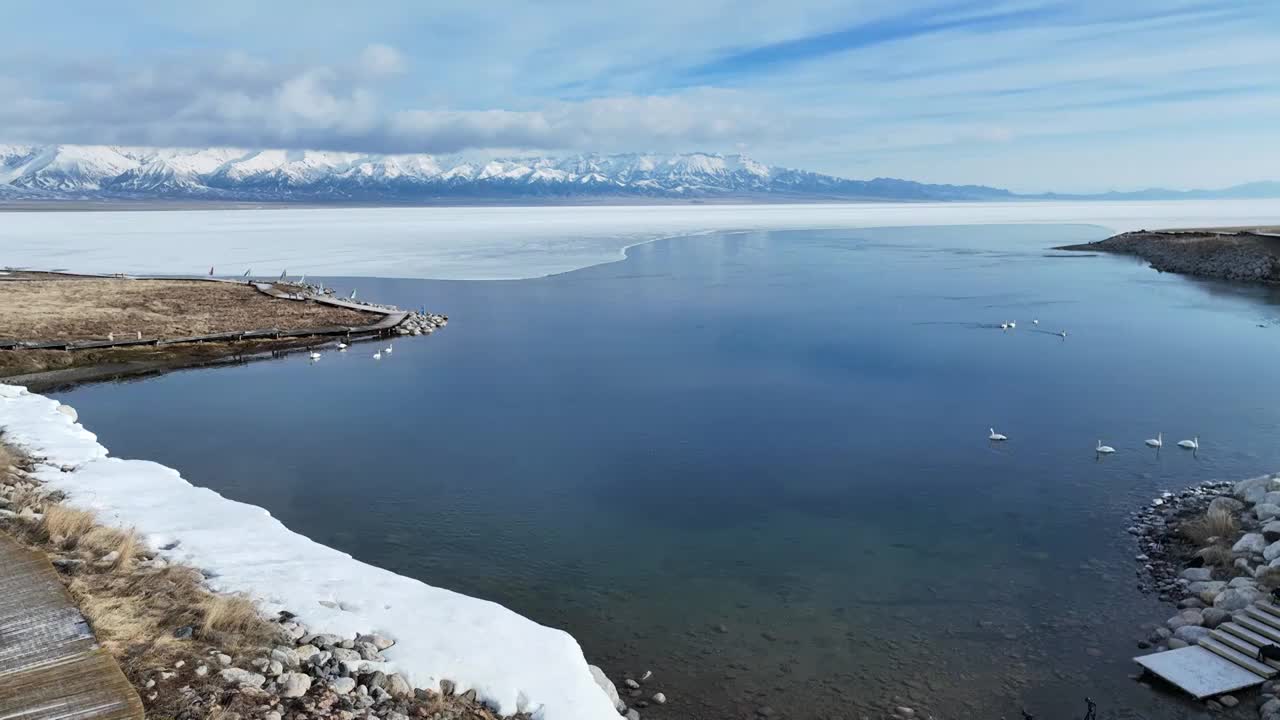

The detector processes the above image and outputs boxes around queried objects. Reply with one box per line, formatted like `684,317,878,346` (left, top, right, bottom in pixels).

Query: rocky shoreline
1060,230,1280,283
1129,472,1280,719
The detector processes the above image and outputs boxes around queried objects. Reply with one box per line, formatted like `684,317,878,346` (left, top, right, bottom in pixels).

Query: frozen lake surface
6,199,1280,279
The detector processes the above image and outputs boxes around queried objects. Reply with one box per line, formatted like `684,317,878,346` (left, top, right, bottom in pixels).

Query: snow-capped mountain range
0,144,1016,202
4,144,1276,203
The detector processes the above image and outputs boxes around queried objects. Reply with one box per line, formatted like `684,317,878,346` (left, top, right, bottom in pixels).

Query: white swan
308,351,321,360
1032,319,1039,325
999,322,1009,330
373,351,382,360
1145,433,1162,448
989,428,1007,441
1008,321,1016,329
1178,436,1199,450
337,342,348,351
1059,330,1068,338
385,345,393,354
1096,440,1115,454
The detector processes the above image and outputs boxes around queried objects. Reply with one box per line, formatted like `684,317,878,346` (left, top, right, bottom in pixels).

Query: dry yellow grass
42,504,97,545
0,439,13,476
201,593,264,637
80,526,139,568
0,277,376,341
1182,509,1239,547
1256,568,1280,593
1197,545,1235,568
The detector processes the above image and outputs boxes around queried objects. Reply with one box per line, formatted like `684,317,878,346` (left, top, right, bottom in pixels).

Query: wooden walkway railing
0,533,144,720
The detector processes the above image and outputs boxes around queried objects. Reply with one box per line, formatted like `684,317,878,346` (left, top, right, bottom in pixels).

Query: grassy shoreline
0,272,439,390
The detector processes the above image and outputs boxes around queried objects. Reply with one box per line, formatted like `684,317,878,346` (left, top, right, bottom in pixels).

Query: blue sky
2,0,1277,192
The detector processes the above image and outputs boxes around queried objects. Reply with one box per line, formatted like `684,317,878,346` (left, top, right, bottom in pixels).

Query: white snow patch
0,384,619,720
2,200,1280,281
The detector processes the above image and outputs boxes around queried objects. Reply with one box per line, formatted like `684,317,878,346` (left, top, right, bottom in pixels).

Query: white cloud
359,44,407,77
0,46,787,155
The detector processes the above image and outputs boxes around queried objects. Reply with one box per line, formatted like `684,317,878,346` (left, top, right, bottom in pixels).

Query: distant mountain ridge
0,144,1274,203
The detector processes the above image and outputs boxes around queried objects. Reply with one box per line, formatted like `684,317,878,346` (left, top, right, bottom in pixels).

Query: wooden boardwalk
1135,599,1280,698
0,534,143,719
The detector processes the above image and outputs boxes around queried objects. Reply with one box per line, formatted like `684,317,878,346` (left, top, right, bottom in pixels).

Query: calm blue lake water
56,225,1280,719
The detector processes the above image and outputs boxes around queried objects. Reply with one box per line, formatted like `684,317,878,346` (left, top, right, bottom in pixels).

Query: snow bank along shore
0,383,619,720
5,199,1280,281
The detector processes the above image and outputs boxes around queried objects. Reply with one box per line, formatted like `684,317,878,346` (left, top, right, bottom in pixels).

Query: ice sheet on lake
5,200,1280,280
0,384,620,720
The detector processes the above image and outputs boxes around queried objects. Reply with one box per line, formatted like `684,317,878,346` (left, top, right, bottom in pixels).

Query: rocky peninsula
1060,228,1280,283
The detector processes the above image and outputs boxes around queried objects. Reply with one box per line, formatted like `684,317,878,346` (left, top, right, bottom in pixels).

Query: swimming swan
308,351,321,360
1096,440,1115,454
1178,436,1199,450
989,428,1008,441
1145,433,1162,448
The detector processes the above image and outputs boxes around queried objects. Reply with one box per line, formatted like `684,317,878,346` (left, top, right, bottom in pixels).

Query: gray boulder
279,672,312,698
1173,625,1212,645
1180,567,1213,582
1167,610,1204,630
1265,492,1280,507
1233,533,1268,555
386,673,413,698
1237,475,1280,501
311,633,343,649
220,668,266,689
358,633,396,650
331,648,362,664
1263,521,1280,542
355,641,383,661
271,647,299,668
1229,576,1258,589
330,677,357,695
1189,580,1227,604
1202,608,1231,628
1214,587,1262,611
1258,504,1280,522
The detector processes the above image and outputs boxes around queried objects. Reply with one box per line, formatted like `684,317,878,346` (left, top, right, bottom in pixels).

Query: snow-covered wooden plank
1135,646,1265,699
